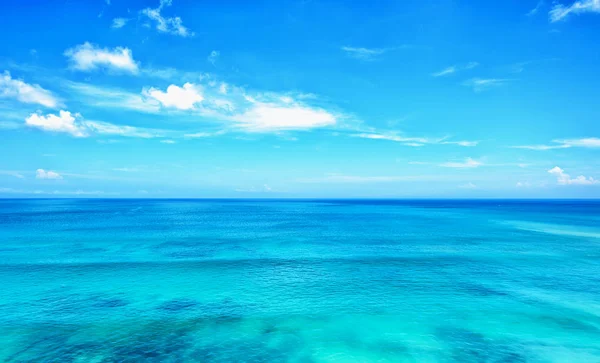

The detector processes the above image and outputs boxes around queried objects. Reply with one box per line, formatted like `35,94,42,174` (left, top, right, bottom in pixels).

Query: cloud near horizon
36,169,62,179
548,166,598,185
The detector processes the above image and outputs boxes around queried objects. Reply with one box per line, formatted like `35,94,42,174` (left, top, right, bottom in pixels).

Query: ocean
0,199,599,362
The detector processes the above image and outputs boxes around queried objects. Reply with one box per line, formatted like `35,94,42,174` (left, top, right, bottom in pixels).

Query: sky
0,0,599,198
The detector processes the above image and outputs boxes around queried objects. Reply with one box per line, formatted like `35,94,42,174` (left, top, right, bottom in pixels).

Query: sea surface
1,199,599,362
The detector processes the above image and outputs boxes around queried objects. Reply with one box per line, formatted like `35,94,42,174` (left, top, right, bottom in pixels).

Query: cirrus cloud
141,0,193,37
440,158,483,168
549,0,600,22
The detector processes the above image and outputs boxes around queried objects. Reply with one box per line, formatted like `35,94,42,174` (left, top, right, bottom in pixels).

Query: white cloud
341,46,386,61
512,137,600,150
69,75,339,133
548,166,598,185
459,182,477,189
36,169,62,179
440,158,482,168
233,102,336,131
64,42,139,73
208,50,219,65
0,71,60,108
160,139,176,144
141,80,338,131
432,62,478,77
26,110,88,137
549,0,600,22
143,83,204,110
462,78,509,92
111,18,130,29
25,110,163,138
141,0,193,37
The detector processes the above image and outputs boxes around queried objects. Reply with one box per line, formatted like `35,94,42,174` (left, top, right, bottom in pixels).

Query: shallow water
1,199,599,362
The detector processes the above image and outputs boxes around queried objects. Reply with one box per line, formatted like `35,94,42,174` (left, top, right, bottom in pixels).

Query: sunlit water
1,199,599,362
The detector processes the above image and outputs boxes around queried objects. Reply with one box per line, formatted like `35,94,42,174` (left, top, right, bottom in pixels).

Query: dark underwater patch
436,326,528,362
157,298,199,312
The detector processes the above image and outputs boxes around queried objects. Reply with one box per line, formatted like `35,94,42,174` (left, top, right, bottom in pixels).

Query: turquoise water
1,199,600,362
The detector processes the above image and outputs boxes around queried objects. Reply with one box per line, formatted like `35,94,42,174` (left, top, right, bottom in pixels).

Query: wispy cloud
527,0,545,16
65,81,161,113
235,184,273,193
548,166,598,185
84,120,163,138
64,42,139,74
0,187,118,196
432,62,478,77
297,173,446,183
113,167,140,172
440,158,482,168
111,18,130,29
341,46,387,61
508,58,559,74
549,0,600,22
459,182,477,189
432,66,456,77
207,50,219,65
462,78,510,92
512,137,600,150
0,71,61,108
184,130,226,138
0,170,25,179
351,132,478,147
141,0,193,37
441,140,479,147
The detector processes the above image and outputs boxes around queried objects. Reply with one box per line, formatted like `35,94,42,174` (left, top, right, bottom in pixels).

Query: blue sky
1,0,599,198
